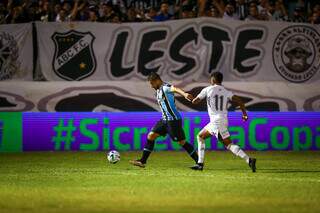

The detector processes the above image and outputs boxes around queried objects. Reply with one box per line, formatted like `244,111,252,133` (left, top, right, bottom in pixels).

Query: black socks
140,139,155,164
182,142,198,163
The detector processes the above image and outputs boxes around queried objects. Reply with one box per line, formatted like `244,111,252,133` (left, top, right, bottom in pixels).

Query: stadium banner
0,23,33,80
0,112,22,152
23,112,320,151
0,81,319,112
35,18,320,83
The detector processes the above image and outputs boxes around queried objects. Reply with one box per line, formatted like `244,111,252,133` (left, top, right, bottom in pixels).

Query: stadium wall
0,81,319,112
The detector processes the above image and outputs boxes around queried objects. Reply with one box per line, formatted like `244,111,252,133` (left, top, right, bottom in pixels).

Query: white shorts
204,120,230,140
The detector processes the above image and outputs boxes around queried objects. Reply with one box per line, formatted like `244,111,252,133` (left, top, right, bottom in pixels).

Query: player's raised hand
242,114,248,121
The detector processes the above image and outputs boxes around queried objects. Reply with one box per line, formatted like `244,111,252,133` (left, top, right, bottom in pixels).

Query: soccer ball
107,150,120,164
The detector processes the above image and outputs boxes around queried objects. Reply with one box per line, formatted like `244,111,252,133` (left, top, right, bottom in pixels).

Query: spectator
110,13,122,23
154,1,173,22
39,1,52,22
310,12,320,24
258,0,272,20
53,3,62,21
56,8,69,22
245,5,260,20
208,6,221,18
249,1,258,8
144,7,157,21
212,0,226,17
99,2,115,22
310,4,320,22
76,2,89,21
236,0,249,20
292,7,306,22
126,7,142,22
55,1,73,22
257,0,268,14
181,4,193,19
271,0,288,21
62,1,72,16
88,8,99,22
223,2,239,20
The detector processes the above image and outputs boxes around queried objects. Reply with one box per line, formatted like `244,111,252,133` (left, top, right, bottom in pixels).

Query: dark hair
160,1,169,6
210,72,223,83
147,72,161,81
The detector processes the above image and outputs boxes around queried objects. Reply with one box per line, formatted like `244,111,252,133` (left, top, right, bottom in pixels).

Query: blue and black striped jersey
156,83,181,121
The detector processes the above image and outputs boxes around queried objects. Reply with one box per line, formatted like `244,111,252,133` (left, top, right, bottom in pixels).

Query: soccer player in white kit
191,72,256,172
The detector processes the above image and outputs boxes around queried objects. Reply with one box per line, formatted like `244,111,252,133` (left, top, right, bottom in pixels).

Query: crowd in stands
0,0,319,24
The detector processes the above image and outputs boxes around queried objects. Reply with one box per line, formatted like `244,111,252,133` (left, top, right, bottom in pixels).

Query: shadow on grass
255,168,320,173
200,168,320,173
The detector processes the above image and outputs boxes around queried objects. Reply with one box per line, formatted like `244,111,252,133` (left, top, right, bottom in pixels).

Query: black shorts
151,119,186,141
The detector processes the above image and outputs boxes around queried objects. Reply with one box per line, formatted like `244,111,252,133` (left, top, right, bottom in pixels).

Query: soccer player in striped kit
130,72,198,168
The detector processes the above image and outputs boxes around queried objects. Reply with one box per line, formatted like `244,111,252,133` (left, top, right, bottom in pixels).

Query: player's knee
178,140,185,146
197,133,206,141
147,132,158,141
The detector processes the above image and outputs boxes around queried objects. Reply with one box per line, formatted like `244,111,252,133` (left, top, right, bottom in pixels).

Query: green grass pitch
0,151,319,213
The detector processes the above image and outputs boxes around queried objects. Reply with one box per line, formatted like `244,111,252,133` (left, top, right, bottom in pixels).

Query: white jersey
196,85,234,122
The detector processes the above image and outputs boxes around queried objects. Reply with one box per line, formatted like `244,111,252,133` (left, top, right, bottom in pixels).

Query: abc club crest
272,25,320,83
52,30,96,81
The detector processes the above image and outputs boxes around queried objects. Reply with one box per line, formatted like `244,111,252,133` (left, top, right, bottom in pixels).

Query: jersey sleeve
196,87,207,100
163,84,173,94
226,90,234,100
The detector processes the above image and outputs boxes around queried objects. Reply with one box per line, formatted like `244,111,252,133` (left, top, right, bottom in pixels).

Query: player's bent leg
221,135,257,172
219,134,232,147
222,135,247,161
129,132,160,168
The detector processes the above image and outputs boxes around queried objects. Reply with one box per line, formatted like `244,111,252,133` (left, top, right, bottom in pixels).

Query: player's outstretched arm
192,97,201,104
231,95,248,121
192,88,206,104
171,86,193,101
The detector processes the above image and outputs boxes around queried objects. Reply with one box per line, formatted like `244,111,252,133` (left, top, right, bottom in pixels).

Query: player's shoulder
215,84,229,91
163,82,172,87
218,85,234,97
162,82,173,92
202,85,214,91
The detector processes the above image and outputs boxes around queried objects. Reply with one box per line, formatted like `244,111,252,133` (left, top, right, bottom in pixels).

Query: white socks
197,135,205,164
197,137,250,164
227,144,250,164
